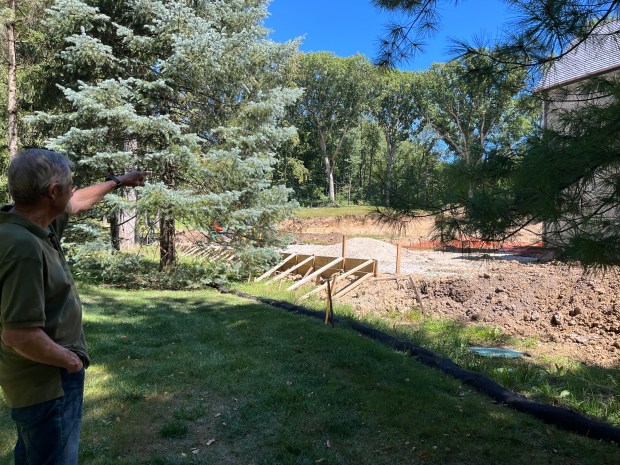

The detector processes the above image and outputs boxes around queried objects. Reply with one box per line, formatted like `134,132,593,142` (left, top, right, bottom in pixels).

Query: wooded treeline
275,51,536,211
1,0,619,271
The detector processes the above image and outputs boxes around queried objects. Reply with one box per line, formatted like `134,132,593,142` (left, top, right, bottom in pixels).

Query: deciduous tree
291,52,374,203
372,69,419,205
1,0,50,159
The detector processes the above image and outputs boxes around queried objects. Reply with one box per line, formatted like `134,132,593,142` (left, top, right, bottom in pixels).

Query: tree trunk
159,162,176,270
6,0,19,158
385,143,397,207
110,212,120,251
318,131,336,203
118,188,137,248
324,155,335,203
159,215,176,270
368,147,374,202
118,139,138,248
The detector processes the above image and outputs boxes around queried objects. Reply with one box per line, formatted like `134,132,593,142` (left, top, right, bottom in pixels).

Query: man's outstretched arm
70,171,148,215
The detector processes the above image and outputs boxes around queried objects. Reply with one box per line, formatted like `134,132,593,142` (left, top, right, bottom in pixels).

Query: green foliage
373,1,620,268
511,78,620,267
428,74,620,265
388,138,448,210
382,49,538,242
66,247,235,290
290,52,375,203
0,151,9,204
27,0,301,270
62,220,236,289
372,69,420,205
412,50,532,165
234,246,281,281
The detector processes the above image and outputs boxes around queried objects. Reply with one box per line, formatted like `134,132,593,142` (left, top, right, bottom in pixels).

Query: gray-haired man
0,148,147,465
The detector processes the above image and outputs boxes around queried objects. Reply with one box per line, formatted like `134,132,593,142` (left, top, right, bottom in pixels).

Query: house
538,20,620,123
536,20,620,246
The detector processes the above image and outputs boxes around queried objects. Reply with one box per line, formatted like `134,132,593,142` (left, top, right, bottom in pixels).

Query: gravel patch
283,237,538,276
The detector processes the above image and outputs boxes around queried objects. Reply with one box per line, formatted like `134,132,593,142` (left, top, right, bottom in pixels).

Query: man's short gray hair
8,149,73,205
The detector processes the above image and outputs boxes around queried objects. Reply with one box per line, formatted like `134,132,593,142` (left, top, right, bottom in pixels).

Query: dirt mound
339,263,620,367
280,214,542,244
280,214,436,242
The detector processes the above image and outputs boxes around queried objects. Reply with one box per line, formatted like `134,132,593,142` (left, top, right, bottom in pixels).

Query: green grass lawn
294,205,376,218
236,283,620,430
0,286,617,465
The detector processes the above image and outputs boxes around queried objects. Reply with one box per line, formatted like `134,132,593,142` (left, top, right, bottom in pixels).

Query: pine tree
372,1,620,267
29,0,301,270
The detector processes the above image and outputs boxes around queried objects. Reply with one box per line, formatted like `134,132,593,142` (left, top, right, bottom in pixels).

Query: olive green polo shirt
0,205,89,408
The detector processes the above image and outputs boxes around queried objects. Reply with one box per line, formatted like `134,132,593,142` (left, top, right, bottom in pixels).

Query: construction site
273,214,620,368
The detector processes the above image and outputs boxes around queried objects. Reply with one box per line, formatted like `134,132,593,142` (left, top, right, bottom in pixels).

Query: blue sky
264,0,518,71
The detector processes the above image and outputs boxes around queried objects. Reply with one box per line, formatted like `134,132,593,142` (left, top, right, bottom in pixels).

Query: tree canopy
28,0,301,269
290,52,374,204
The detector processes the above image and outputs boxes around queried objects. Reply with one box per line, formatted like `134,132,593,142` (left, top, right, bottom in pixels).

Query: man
0,148,147,465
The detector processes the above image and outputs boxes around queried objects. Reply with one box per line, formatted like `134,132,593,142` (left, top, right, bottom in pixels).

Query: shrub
67,247,238,290
63,221,285,289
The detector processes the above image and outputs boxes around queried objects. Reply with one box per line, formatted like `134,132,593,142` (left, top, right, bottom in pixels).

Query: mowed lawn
294,205,376,218
0,287,617,465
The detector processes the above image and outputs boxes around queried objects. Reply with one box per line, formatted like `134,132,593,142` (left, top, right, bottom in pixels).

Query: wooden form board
278,253,376,279
178,244,235,261
301,259,374,299
256,252,378,298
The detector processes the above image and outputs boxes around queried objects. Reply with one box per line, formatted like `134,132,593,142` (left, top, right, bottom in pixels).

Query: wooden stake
325,278,332,325
409,276,425,313
396,243,402,275
329,275,336,326
342,234,347,269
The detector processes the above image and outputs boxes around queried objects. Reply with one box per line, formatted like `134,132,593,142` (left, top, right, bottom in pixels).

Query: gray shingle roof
538,21,620,91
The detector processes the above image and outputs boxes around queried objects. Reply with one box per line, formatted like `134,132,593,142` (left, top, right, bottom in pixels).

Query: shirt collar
0,205,51,240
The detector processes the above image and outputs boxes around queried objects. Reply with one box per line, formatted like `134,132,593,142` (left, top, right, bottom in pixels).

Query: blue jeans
10,368,85,465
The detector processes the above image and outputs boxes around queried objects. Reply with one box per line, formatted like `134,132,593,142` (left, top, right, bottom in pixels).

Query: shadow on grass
2,286,618,465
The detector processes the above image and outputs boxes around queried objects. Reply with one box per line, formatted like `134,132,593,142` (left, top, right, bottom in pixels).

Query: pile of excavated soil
280,214,542,245
282,235,620,368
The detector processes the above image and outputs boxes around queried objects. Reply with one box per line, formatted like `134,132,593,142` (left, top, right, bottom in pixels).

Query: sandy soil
280,215,620,368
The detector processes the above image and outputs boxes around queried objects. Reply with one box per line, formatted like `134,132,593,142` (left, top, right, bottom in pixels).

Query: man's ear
47,182,62,200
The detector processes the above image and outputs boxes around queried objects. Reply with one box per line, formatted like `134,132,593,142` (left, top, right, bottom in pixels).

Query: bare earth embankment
280,215,620,367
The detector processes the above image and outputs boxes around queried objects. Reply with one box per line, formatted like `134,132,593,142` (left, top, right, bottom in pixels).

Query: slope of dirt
280,217,620,367
280,213,542,245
